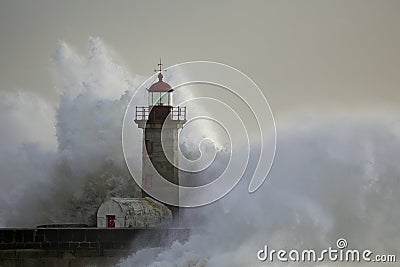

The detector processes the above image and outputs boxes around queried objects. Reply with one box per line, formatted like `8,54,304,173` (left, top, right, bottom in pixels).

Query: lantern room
148,72,173,106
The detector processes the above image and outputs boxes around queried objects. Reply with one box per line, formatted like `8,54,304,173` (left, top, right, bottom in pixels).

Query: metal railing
135,106,186,121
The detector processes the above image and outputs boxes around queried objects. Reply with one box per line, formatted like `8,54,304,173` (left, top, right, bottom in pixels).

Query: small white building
97,197,172,228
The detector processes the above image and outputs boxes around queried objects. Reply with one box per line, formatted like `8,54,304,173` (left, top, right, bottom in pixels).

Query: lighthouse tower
134,60,186,223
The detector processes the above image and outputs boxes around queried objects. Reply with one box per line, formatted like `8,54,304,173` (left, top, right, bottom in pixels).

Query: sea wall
0,228,190,267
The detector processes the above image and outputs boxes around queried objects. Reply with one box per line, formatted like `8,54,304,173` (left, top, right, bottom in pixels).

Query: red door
106,215,115,228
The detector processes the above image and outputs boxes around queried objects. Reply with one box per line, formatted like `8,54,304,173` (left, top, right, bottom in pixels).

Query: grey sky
0,0,399,115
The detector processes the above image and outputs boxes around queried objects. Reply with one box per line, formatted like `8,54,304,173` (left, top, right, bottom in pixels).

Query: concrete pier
0,228,190,266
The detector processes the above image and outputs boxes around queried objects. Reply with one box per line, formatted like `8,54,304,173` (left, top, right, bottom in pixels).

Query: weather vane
154,58,164,73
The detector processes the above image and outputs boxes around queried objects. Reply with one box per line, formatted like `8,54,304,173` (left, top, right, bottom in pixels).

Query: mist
119,115,400,266
0,37,142,226
0,37,398,266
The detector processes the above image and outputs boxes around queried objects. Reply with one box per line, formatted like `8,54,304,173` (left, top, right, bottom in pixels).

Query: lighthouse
134,60,186,223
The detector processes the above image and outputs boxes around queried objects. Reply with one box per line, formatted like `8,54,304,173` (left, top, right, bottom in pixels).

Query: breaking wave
0,37,142,226
0,37,398,267
118,114,400,266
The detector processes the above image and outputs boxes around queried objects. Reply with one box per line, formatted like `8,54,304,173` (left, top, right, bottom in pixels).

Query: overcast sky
0,0,399,116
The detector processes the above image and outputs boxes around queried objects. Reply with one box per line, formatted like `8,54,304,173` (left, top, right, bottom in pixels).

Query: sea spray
118,116,400,266
0,37,141,226
0,38,398,267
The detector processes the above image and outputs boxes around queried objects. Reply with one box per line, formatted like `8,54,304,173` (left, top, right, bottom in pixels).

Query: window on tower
148,92,171,106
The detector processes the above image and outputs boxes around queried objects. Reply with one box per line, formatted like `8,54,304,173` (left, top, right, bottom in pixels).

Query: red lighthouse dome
148,73,173,92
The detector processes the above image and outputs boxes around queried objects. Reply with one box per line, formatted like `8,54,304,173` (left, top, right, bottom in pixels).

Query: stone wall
0,228,190,267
